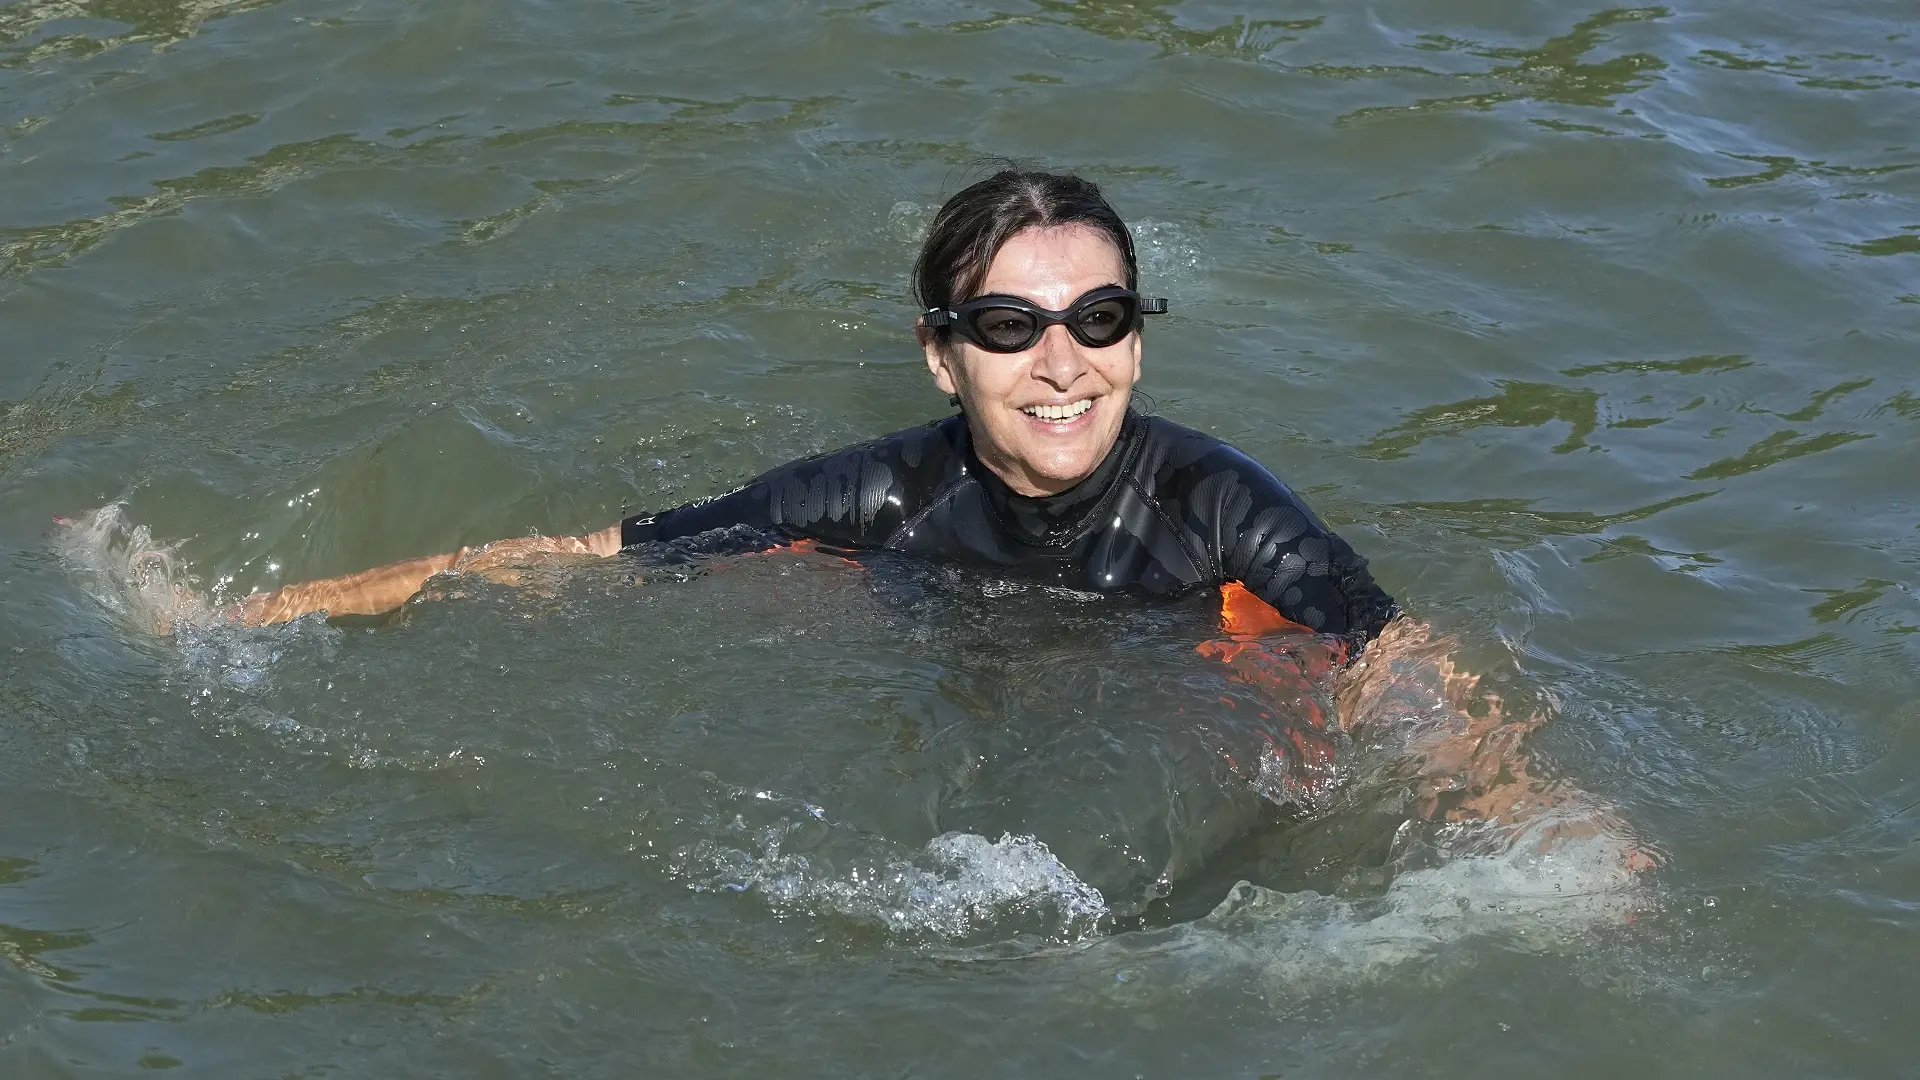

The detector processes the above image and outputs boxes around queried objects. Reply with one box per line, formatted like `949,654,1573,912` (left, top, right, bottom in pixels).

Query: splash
1213,810,1644,978
884,200,934,246
685,822,1110,943
48,504,347,736
50,504,217,636
1043,803,1651,1007
1130,219,1204,292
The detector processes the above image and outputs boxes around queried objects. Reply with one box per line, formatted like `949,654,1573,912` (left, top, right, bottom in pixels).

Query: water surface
2,0,1917,1075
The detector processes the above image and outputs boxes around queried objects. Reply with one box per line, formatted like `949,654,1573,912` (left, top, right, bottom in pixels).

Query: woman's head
913,171,1139,315
914,170,1147,497
913,171,1136,495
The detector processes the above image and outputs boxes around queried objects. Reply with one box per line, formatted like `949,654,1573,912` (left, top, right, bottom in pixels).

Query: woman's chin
1016,446,1106,492
978,401,1128,495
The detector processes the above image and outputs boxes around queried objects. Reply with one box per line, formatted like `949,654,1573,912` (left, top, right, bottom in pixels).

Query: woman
237,171,1397,647
229,171,1616,853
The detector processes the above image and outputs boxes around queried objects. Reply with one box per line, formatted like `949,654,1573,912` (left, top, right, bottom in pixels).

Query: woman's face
921,224,1142,497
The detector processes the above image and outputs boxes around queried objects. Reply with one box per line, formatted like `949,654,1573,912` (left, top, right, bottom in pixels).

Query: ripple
0,133,383,279
1692,44,1920,93
0,367,141,471
1332,7,1674,125
147,112,261,142
1561,353,1752,377
1360,381,1602,459
1840,231,1920,257
1704,153,1920,191
933,5,1324,61
1389,490,1718,544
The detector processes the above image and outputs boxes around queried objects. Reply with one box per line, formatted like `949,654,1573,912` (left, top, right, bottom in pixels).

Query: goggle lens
1072,297,1130,345
975,308,1040,351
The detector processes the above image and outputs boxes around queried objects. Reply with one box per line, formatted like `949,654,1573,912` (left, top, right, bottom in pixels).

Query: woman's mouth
1020,399,1094,425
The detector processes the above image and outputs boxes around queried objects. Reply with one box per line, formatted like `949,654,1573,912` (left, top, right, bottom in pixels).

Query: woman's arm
1189,452,1634,855
232,425,909,629
1174,441,1398,642
1336,616,1546,819
1336,615,1652,865
233,524,623,626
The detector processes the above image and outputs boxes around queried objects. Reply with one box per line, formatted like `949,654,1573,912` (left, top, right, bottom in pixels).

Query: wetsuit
620,410,1397,647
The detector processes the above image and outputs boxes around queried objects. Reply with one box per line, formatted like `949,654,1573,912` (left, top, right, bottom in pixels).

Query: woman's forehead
979,225,1126,303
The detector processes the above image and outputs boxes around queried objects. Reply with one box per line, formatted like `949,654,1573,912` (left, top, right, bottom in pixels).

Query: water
2,0,1916,1074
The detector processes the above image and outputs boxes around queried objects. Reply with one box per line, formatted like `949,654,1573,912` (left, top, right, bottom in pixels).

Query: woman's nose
1029,323,1087,389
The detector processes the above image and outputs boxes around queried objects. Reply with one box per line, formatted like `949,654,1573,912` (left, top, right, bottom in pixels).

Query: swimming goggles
923,286,1169,353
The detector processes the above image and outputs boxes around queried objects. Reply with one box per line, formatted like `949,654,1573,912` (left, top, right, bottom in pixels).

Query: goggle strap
922,309,953,328
1140,298,1169,315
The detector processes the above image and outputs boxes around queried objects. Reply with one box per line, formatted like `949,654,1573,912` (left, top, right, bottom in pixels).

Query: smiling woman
915,172,1151,496
202,172,1641,872
921,223,1147,495
184,170,1638,907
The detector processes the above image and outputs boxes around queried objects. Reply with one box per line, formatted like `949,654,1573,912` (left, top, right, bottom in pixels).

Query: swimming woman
207,169,1634,852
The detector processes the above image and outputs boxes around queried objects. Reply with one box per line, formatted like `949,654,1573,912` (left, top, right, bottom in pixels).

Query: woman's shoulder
630,416,971,548
732,415,971,536
1132,413,1293,495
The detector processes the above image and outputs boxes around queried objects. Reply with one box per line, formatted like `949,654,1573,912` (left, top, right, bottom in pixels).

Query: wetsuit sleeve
1182,449,1398,641
620,482,784,550
620,437,909,552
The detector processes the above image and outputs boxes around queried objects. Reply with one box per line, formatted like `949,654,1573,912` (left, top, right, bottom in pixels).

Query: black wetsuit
620,410,1397,645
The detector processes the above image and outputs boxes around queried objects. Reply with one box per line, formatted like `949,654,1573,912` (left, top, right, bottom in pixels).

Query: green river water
2,0,1917,1075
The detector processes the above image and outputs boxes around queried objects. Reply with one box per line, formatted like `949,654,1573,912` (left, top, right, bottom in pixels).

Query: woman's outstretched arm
234,524,623,626
1336,615,1654,867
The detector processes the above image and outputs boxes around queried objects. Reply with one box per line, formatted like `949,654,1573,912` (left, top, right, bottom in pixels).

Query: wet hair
912,170,1139,334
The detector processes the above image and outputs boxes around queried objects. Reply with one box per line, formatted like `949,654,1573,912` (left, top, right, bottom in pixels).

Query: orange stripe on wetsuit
770,537,861,565
702,537,863,571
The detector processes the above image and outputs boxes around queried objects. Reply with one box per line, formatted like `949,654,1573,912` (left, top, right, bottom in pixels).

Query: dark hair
912,170,1139,330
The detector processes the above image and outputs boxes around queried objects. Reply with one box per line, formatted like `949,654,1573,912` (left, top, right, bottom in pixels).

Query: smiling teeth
1023,400,1093,421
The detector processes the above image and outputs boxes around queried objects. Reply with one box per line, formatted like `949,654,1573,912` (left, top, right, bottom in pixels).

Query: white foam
1130,218,1204,292
884,200,934,246
1085,810,1649,1000
687,826,1111,942
51,503,215,636
51,504,343,720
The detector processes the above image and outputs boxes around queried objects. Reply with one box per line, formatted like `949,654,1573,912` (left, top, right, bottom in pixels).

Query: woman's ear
920,320,961,398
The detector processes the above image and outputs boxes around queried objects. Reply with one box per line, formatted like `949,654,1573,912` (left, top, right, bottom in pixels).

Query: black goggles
923,286,1169,353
